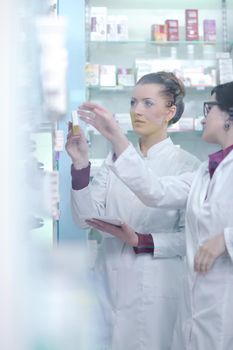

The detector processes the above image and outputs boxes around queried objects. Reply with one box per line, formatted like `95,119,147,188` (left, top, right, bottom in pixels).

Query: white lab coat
106,143,233,350
71,138,200,350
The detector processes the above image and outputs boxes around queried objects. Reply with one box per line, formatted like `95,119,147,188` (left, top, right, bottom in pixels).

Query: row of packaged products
90,7,216,42
152,13,216,42
85,61,217,88
90,7,128,41
113,114,205,133
86,64,134,87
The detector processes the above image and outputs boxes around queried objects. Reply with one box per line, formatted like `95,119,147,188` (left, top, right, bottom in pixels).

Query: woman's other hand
194,233,226,273
86,219,139,247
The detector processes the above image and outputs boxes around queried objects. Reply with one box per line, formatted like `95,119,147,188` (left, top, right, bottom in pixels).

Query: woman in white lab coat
81,81,233,350
66,72,200,350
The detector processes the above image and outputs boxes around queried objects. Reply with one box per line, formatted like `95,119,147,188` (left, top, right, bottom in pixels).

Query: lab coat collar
203,146,233,181
219,147,233,167
137,137,174,158
208,144,233,178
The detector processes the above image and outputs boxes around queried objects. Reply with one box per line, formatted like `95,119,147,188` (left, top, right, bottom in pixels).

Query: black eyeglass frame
203,101,222,118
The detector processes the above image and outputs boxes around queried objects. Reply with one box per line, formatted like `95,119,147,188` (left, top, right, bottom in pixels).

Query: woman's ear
166,105,176,123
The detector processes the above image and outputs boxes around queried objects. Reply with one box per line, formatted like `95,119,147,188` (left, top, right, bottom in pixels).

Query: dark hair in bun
136,71,186,125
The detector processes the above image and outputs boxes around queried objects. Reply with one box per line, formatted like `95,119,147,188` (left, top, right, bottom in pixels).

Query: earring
224,121,230,130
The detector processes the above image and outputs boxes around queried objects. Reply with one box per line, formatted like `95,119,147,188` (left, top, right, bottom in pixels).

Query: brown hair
136,71,185,125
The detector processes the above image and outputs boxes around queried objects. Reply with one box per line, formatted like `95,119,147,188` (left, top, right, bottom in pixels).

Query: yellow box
71,111,80,135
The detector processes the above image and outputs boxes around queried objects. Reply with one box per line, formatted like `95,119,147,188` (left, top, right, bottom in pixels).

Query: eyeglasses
203,101,222,118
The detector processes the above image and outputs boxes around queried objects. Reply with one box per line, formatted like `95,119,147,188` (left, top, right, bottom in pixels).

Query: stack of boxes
85,64,135,88
165,20,179,41
90,7,128,41
151,9,216,43
185,9,199,41
203,20,216,42
151,25,166,41
217,52,233,84
90,7,107,41
88,7,225,88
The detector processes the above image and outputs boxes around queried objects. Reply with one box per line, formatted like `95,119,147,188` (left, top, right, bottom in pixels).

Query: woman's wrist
111,134,130,158
72,159,89,170
129,233,139,247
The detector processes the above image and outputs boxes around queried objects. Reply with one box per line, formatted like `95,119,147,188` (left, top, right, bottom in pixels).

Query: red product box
151,24,166,41
185,9,199,41
203,19,216,42
165,20,179,41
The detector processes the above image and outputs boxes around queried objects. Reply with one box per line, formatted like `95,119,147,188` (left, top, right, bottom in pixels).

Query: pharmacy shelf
90,40,232,45
89,40,233,53
86,0,232,164
87,86,132,91
89,0,230,10
87,85,214,91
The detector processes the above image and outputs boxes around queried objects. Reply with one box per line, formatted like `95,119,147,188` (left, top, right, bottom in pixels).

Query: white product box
182,67,213,87
54,130,64,151
107,16,118,41
85,63,99,86
90,7,107,41
116,15,128,41
218,58,233,84
117,68,135,86
100,65,116,86
135,59,182,82
135,60,154,81
216,52,230,59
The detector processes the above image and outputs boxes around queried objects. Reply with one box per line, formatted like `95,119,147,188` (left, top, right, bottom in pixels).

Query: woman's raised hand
78,102,129,157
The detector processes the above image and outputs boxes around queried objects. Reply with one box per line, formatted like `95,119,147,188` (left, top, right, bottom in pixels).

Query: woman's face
201,93,228,144
130,83,176,137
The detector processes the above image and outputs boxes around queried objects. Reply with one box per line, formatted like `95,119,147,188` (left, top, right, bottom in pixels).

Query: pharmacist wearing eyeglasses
82,81,233,350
